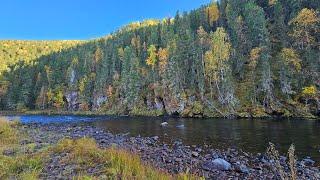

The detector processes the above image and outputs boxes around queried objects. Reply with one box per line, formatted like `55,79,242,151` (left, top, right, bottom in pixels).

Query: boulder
202,158,231,171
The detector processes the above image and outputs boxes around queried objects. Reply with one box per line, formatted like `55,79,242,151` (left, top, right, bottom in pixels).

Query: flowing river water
4,115,320,163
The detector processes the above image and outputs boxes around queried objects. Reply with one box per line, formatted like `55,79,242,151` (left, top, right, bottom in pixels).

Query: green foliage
0,1,319,117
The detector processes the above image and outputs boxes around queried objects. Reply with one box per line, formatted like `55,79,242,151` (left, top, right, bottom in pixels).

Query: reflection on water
93,116,320,162
4,115,320,162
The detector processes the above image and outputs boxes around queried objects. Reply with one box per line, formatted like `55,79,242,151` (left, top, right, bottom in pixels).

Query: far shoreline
0,110,319,120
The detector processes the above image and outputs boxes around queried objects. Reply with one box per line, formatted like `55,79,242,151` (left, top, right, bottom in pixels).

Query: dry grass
0,118,20,153
267,142,297,180
53,138,202,180
0,117,47,179
0,154,44,179
0,117,201,179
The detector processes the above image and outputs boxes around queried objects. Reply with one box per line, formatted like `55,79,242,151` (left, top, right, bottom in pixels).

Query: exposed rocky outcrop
65,91,79,111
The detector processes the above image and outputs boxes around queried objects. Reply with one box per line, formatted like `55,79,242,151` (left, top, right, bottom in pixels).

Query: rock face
154,98,164,111
163,95,186,116
93,95,107,110
202,158,231,171
69,69,76,84
66,91,79,111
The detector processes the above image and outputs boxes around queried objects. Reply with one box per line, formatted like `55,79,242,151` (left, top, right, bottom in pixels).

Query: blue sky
0,0,211,40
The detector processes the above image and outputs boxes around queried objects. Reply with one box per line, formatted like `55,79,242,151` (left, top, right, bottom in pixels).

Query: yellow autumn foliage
279,48,302,72
289,8,319,26
206,2,220,26
302,86,317,97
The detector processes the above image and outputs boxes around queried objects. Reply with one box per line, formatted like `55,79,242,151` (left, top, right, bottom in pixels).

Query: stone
2,149,15,156
160,122,168,126
301,158,315,166
192,151,199,157
235,164,249,174
202,158,231,171
176,124,185,128
152,136,159,141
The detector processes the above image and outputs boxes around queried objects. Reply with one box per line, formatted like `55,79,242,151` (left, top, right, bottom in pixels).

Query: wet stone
192,151,199,157
18,123,320,179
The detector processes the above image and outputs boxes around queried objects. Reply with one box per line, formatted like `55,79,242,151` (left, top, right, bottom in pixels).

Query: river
4,115,320,163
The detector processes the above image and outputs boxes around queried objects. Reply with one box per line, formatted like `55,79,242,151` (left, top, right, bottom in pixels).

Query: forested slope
0,40,83,73
0,0,319,118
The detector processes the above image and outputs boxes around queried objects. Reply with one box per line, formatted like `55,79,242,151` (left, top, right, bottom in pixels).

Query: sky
0,0,211,40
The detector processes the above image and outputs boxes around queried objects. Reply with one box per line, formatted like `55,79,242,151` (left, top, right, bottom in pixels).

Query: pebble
17,123,320,179
192,151,199,157
235,163,249,174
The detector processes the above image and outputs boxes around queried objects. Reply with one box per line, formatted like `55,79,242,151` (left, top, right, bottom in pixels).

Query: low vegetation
0,118,201,179
0,118,46,179
53,138,200,179
267,143,298,180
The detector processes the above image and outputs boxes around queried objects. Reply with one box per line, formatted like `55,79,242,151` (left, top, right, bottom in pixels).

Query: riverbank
1,109,319,120
0,119,196,179
1,119,319,179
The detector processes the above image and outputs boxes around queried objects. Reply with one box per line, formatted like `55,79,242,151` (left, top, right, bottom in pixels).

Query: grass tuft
54,138,202,179
0,118,201,179
0,118,20,153
267,142,298,180
0,117,47,179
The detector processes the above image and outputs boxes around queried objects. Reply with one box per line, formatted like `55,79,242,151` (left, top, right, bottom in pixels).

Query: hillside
0,40,84,73
0,0,319,118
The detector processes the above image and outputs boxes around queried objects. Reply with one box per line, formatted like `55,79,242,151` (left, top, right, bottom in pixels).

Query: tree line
0,0,319,118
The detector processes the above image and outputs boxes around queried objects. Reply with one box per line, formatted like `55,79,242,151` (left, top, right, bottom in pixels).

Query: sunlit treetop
121,19,160,32
206,2,219,26
289,8,319,27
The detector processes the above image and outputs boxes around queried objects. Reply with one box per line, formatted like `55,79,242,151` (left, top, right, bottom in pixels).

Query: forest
0,0,319,118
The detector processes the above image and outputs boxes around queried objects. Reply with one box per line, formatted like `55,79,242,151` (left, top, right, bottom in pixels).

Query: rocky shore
20,123,320,179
